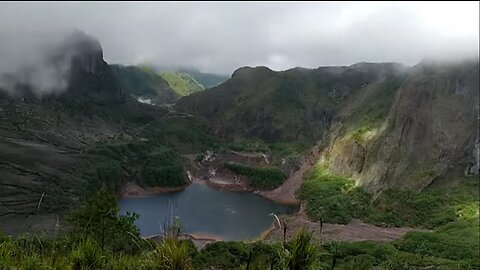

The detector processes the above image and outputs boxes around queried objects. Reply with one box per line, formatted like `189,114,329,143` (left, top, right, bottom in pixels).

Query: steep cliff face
55,31,124,105
2,30,123,105
322,60,479,191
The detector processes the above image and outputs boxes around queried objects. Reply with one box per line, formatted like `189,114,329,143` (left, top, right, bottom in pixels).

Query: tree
67,191,140,254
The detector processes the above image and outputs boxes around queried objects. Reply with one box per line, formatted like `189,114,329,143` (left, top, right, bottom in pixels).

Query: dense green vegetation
76,115,220,198
79,138,188,194
299,165,480,268
140,151,187,188
299,169,371,224
224,162,286,189
140,117,219,154
322,240,474,269
67,191,141,253
72,117,216,200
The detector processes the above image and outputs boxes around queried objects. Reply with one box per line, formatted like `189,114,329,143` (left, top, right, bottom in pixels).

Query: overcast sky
0,1,478,74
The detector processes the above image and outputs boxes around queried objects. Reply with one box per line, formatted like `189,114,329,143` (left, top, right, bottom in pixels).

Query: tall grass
283,229,320,270
146,237,193,270
0,240,14,269
70,238,104,270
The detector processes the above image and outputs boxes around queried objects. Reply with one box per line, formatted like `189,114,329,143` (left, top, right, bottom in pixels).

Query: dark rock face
57,31,124,104
465,137,480,176
1,30,124,104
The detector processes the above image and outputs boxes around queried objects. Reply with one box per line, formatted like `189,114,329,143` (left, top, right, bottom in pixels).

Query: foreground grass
2,177,478,269
0,228,322,270
2,229,476,270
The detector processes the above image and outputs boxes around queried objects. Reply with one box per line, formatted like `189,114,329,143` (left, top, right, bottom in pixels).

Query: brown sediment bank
258,145,321,205
121,182,187,198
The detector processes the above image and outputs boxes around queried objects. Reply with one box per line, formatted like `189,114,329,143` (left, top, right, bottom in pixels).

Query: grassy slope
160,71,205,96
181,69,229,88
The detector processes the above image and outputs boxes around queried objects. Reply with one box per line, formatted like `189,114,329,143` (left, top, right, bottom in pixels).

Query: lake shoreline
121,182,187,198
121,177,302,206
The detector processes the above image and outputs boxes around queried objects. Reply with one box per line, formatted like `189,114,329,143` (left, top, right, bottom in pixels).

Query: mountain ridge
176,59,479,191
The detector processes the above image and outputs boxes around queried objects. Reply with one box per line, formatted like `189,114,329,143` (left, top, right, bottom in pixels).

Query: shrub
299,169,370,224
194,241,249,269
67,191,140,253
146,237,193,270
394,231,479,262
224,162,286,189
284,229,320,270
140,151,187,188
379,251,468,270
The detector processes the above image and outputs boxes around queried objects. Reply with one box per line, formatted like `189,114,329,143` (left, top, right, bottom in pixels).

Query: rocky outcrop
465,137,480,176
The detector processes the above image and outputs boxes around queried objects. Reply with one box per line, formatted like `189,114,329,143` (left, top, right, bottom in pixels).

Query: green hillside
180,69,229,88
159,71,204,96
176,64,407,143
111,65,179,104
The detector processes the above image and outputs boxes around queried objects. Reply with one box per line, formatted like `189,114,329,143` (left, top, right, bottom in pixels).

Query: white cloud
0,2,478,75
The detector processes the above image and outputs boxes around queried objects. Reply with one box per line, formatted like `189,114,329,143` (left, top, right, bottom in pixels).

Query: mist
0,1,478,79
0,29,78,97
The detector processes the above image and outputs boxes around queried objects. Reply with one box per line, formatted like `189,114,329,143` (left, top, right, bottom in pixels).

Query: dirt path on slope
263,211,422,243
258,145,321,205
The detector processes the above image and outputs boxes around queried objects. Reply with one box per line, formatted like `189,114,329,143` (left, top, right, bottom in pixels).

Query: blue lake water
118,183,296,241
